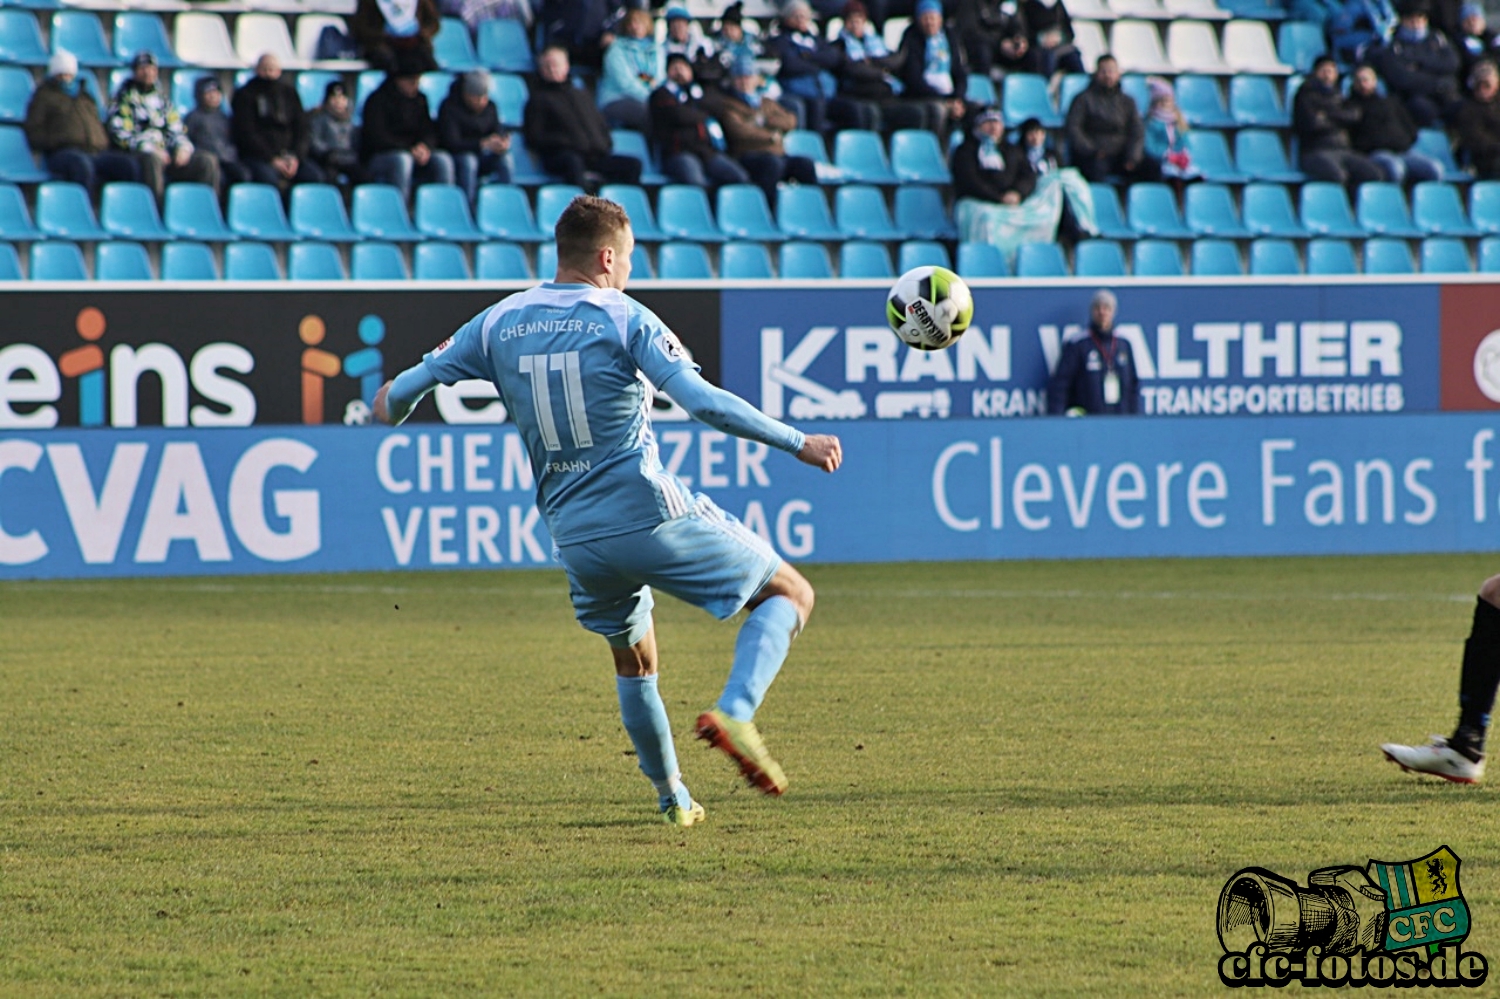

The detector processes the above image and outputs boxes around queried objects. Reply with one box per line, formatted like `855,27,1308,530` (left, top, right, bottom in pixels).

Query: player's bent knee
1480,574,1500,607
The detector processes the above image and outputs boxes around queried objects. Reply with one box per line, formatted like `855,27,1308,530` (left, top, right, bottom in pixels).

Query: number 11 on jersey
519,351,594,451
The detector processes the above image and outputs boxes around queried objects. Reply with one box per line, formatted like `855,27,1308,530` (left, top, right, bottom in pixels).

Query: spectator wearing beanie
185,76,250,188
308,80,365,185
438,70,512,203
25,49,140,193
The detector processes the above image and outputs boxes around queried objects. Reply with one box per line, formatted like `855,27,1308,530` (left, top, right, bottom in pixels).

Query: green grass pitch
4,554,1500,997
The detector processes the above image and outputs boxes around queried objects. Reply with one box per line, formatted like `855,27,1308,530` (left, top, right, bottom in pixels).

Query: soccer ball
886,266,974,351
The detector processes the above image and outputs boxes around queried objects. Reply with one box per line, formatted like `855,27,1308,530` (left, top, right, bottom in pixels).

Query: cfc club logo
1217,847,1489,988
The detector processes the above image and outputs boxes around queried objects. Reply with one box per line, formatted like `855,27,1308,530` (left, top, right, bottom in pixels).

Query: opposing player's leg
1381,574,1500,784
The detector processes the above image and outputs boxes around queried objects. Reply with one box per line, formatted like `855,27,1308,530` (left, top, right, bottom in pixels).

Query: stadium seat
433,17,482,71
175,12,248,69
1355,183,1422,237
491,72,527,128
113,12,184,68
50,12,119,68
784,129,833,173
1220,0,1289,19
898,240,951,271
956,241,1011,278
1133,239,1184,275
1229,76,1290,127
288,241,345,279
0,183,40,240
0,241,22,279
31,241,87,279
36,182,110,240
1075,239,1128,276
295,14,366,70
1364,237,1415,274
351,183,423,240
966,74,998,105
1412,182,1480,236
354,69,385,121
1166,0,1233,19
0,125,49,183
1420,237,1470,273
1413,128,1471,181
1121,73,1152,115
657,184,726,242
658,241,713,278
776,185,841,239
534,183,586,237
161,241,219,280
1306,238,1357,274
835,184,904,240
1166,20,1231,73
1183,130,1248,183
477,18,534,73
834,130,898,184
536,241,557,278
882,15,910,49
717,184,784,241
0,67,34,124
721,240,775,278
224,241,282,279
1110,19,1174,73
1089,183,1137,240
0,11,48,66
893,185,956,240
100,182,171,241
1002,74,1062,129
1017,242,1069,276
413,241,470,279
234,13,305,70
228,183,299,241
1224,19,1292,73
1472,181,1500,234
415,184,484,241
1276,19,1324,72
1249,237,1302,274
1300,182,1367,238
287,183,357,242
471,184,542,242
609,129,668,185
170,72,214,117
1234,129,1304,182
890,129,952,185
475,241,531,279
1190,238,1242,275
349,241,409,279
1480,236,1500,272
1242,182,1309,237
1184,184,1251,238
1175,75,1235,128
506,133,553,186
1072,19,1109,71
96,241,153,280
779,241,834,279
1059,72,1091,116
838,240,895,278
1127,183,1193,238
163,183,237,241
419,72,455,114
590,184,660,242
629,242,653,278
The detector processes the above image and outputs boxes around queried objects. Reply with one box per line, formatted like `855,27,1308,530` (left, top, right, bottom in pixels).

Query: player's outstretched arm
373,364,440,426
797,434,842,473
659,368,840,472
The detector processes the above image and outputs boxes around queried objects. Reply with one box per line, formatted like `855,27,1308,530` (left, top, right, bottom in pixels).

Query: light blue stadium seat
1222,0,1289,18
1307,238,1358,274
1356,182,1421,237
898,239,950,271
1277,20,1324,72
1190,239,1243,275
51,11,120,67
5,0,59,11
1183,131,1248,184
475,241,532,279
163,182,237,241
1089,182,1137,240
224,241,281,279
170,71,215,116
96,240,153,279
1412,181,1479,236
1229,76,1289,128
491,72,527,128
1074,239,1127,276
0,241,21,279
351,241,409,280
1184,183,1251,237
419,72,456,114
658,241,713,279
0,10,49,66
351,183,423,240
1017,242,1068,277
0,182,39,240
630,242,652,277
534,182,587,236
354,69,385,121
776,184,840,239
1133,239,1183,276
1003,74,1061,128
36,181,109,240
433,17,482,71
476,183,545,241
595,183,664,241
893,185,956,240
1058,73,1089,115
890,129,952,185
1413,128,1471,181
113,12,183,67
609,129,668,185
833,129,898,184
1249,237,1302,274
31,240,87,279
288,241,346,279
100,182,171,240
1122,74,1152,116
289,184,358,242
0,125,50,182
1175,74,1235,128
1480,236,1500,272
657,184,726,241
1242,182,1309,237
0,66,35,123
1363,237,1415,274
295,69,340,111
721,240,774,278
839,240,894,278
161,241,218,280
834,183,904,240
537,241,557,278
477,18,534,73
779,240,834,278
717,184,783,241
415,184,484,241
1420,237,1470,273
1127,183,1193,238
506,133,553,186
1472,181,1500,234
1235,128,1304,182
966,74,997,105
414,240,471,279
228,183,299,241
784,129,833,174
956,241,1010,278
1301,182,1367,237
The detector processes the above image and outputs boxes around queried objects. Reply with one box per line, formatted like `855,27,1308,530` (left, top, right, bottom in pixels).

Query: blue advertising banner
720,284,1441,420
5,413,1500,579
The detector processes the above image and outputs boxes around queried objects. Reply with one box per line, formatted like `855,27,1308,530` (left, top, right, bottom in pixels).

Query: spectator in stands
23,50,139,195
108,52,219,200
439,70,512,203
1293,56,1385,186
233,54,324,189
1065,54,1157,183
1024,0,1084,75
958,0,1041,77
832,1,928,133
1144,77,1201,184
525,44,642,188
764,0,843,134
352,0,440,74
1456,2,1500,77
361,53,455,199
704,55,817,205
1368,0,1462,127
184,77,249,189
1455,58,1500,177
308,80,365,186
1347,62,1444,181
710,3,759,81
663,6,719,79
894,0,972,136
650,53,749,190
1048,290,1139,416
597,7,663,131
537,0,613,70
1290,0,1394,66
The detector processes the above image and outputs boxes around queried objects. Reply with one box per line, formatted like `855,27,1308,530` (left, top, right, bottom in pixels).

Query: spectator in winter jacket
352,0,440,73
1144,77,1201,182
597,7,663,131
893,0,973,135
233,54,323,187
184,76,249,188
763,0,843,134
650,53,747,190
524,45,642,188
662,6,719,81
438,70,511,203
360,54,455,199
1456,58,1500,176
1456,2,1500,78
23,49,138,194
1064,54,1157,183
308,80,364,185
954,107,1035,205
830,1,927,132
703,56,817,205
1348,63,1444,181
1023,0,1084,75
108,51,219,199
958,0,1040,76
1368,0,1462,127
1048,290,1140,416
1292,56,1385,186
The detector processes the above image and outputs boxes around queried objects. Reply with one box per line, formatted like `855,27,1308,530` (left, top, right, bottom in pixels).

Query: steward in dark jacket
1047,291,1140,416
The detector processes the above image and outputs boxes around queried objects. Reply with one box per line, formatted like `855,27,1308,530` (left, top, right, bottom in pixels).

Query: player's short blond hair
555,196,631,270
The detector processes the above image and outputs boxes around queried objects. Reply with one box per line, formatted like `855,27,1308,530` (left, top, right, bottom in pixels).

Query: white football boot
1380,736,1485,784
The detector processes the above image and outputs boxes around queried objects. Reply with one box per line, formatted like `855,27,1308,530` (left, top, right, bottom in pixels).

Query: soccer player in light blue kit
373,196,842,827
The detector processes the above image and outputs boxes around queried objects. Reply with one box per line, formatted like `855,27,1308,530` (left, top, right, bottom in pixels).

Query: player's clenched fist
798,434,842,472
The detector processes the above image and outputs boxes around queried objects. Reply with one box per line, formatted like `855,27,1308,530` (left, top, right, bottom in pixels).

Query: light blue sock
616,674,682,798
718,596,801,723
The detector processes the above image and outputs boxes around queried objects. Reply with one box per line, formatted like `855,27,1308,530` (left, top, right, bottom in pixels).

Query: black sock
1452,597,1500,757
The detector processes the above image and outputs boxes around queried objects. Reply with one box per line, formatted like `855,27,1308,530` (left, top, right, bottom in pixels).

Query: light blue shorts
558,495,782,647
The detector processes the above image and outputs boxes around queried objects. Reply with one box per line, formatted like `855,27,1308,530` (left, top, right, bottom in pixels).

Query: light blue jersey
422,283,700,547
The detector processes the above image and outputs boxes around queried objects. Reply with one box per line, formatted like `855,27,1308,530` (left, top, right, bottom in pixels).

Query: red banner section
1440,284,1500,411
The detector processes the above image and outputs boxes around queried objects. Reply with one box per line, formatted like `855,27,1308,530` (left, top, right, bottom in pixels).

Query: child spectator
184,77,249,188
308,80,365,185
